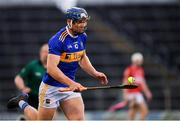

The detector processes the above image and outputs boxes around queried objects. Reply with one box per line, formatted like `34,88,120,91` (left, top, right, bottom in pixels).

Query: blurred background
0,0,180,120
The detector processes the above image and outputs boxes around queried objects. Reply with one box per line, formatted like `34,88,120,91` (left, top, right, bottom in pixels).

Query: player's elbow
47,65,53,75
14,75,24,89
14,75,21,84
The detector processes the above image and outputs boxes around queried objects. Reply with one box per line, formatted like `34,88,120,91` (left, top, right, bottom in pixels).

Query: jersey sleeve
48,35,63,56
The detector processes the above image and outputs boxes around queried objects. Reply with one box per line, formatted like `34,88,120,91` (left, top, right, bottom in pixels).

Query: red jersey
124,65,145,93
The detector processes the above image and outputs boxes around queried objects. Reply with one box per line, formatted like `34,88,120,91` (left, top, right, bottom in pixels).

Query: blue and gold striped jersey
42,26,87,87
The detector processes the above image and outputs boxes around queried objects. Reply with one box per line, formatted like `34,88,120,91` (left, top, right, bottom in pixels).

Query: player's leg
38,82,59,120
128,100,137,120
138,102,148,120
127,93,139,120
24,105,38,120
22,93,39,120
60,94,84,120
38,106,57,120
7,93,38,120
108,101,127,112
136,92,148,120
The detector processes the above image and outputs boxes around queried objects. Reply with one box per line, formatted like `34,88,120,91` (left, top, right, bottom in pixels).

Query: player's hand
95,71,108,85
69,82,87,92
146,92,152,102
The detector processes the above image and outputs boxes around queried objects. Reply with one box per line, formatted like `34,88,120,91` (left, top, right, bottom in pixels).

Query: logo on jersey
67,42,83,50
74,44,78,49
67,45,73,49
45,99,51,104
60,50,84,63
72,42,79,49
35,72,41,77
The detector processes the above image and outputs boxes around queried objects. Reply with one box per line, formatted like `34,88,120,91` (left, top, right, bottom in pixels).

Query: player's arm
47,54,85,91
141,79,152,101
79,52,108,85
14,75,31,94
15,62,33,94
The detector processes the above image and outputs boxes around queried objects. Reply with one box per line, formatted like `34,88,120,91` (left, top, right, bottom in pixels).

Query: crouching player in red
7,7,108,121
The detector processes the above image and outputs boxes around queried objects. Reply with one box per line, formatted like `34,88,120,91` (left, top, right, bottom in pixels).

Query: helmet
131,52,143,63
66,7,90,21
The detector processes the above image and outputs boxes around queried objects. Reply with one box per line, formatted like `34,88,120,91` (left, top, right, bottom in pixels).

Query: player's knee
75,115,84,120
77,116,84,120
75,110,85,120
141,106,148,116
74,109,85,120
67,113,84,121
144,108,149,116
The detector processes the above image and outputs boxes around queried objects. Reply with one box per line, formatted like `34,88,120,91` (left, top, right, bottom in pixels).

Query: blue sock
18,100,29,110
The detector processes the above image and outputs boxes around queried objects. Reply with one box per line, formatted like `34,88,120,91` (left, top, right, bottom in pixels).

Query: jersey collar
66,26,78,38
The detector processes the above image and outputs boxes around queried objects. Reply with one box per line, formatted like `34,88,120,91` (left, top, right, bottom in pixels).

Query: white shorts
127,92,145,104
39,82,82,108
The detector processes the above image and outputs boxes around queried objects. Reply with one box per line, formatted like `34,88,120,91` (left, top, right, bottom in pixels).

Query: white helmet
131,52,143,64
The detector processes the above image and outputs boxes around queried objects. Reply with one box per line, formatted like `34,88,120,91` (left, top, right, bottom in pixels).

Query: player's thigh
139,102,148,113
60,97,85,120
135,93,148,113
38,82,59,120
38,106,56,120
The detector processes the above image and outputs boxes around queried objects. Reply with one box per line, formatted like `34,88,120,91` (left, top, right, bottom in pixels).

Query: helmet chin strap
84,25,87,31
68,20,78,35
67,20,73,29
